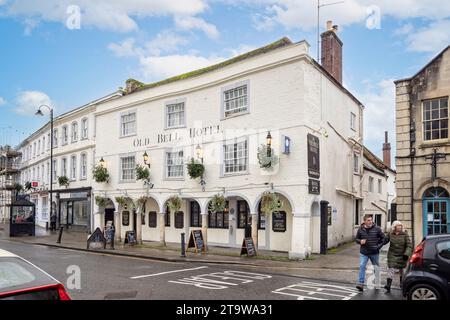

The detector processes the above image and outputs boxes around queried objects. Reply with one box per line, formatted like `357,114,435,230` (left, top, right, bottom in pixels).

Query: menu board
187,229,206,253
122,210,130,226
272,211,286,232
240,237,257,257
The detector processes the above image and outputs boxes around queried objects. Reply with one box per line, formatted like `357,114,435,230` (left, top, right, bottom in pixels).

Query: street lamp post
35,105,54,228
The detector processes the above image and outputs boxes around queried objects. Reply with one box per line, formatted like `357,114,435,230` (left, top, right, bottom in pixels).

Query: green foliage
187,158,205,180
95,196,108,208
115,196,126,208
92,164,109,183
260,192,283,216
166,195,182,213
58,176,69,187
209,194,226,213
135,164,150,181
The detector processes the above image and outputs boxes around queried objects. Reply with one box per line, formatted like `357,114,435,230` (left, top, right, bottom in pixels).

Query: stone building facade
395,45,450,244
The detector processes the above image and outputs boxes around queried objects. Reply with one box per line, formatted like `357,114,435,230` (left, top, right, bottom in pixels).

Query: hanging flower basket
92,164,109,183
115,196,127,208
95,196,108,208
209,194,226,213
260,192,283,216
166,195,182,213
136,164,150,181
187,158,205,180
58,176,69,187
257,144,279,169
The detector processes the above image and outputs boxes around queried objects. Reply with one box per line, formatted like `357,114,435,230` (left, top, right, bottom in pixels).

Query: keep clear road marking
272,281,361,300
130,266,208,279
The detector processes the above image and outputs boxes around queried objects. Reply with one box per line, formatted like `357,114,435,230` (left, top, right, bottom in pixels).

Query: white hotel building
18,25,369,259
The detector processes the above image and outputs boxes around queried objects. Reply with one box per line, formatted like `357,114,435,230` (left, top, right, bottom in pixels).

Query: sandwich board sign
87,227,107,250
240,237,257,257
187,229,206,254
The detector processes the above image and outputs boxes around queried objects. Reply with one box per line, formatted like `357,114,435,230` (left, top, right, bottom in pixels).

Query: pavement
0,223,403,292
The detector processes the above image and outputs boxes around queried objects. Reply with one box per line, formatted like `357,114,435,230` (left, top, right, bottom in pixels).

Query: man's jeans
358,253,380,285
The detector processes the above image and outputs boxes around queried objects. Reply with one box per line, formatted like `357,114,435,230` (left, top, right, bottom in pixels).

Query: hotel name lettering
133,125,221,147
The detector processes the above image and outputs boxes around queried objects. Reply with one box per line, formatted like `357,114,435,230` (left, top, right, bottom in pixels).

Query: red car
0,249,71,300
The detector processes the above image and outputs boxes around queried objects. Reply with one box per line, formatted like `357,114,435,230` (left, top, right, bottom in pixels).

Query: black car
403,234,450,300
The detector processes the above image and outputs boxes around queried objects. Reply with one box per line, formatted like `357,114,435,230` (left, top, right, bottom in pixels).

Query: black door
320,201,329,254
105,209,114,226
133,209,137,232
238,201,251,237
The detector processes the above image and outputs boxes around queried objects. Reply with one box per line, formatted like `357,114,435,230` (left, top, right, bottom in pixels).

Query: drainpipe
410,105,416,245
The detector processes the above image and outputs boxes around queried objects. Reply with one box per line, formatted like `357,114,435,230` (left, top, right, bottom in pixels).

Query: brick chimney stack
382,131,391,168
321,20,343,84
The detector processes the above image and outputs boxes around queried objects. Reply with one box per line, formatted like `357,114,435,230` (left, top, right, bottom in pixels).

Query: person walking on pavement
383,220,412,292
355,214,386,292
50,212,57,231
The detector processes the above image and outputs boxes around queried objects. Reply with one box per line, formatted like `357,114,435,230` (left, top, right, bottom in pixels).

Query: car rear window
0,257,57,293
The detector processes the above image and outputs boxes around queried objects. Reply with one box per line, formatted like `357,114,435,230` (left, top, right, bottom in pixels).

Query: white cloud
394,23,414,36
15,91,52,115
108,38,143,57
0,97,6,106
1,0,209,33
139,54,224,80
356,79,396,158
404,19,450,53
145,31,189,56
23,18,39,36
174,16,220,39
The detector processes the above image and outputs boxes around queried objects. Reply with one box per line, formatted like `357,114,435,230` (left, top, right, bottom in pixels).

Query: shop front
56,187,91,231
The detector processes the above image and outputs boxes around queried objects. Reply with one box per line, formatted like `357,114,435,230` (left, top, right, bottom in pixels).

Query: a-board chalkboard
124,230,137,245
272,211,286,232
187,229,206,253
240,237,256,257
87,227,107,250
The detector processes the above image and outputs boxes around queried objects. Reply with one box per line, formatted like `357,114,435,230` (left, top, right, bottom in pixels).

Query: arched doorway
422,187,450,236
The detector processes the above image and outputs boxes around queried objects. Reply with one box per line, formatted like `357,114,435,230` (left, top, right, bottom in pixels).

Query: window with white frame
53,129,58,147
120,111,136,137
46,162,50,184
42,136,45,154
81,118,88,140
37,140,41,155
37,166,40,181
378,179,382,194
351,112,357,131
353,152,360,174
223,139,248,174
71,122,78,143
47,133,50,150
369,177,374,193
42,197,48,219
61,158,67,177
62,126,68,145
70,155,77,180
223,84,248,118
33,142,36,157
41,164,44,182
166,151,184,178
120,155,136,181
166,102,185,128
52,160,57,182
423,98,448,141
80,153,87,180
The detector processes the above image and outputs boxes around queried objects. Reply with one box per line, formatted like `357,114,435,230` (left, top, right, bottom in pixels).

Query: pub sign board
187,229,206,254
309,179,320,195
122,211,130,226
240,237,257,257
272,211,287,232
307,134,320,179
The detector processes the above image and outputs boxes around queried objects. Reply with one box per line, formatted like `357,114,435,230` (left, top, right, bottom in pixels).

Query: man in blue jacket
355,214,386,291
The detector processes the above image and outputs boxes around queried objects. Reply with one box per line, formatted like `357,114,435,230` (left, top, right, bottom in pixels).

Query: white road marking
272,281,361,300
130,266,208,279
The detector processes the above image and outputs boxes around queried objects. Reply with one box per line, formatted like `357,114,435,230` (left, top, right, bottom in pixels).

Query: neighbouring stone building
395,45,450,244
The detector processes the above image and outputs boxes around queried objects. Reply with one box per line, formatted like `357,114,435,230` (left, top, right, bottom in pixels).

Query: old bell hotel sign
307,134,320,195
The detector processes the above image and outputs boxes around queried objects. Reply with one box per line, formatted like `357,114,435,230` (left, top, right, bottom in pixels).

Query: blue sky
1,0,450,160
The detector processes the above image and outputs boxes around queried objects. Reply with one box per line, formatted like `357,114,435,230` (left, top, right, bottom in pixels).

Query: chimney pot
382,131,392,168
321,21,343,84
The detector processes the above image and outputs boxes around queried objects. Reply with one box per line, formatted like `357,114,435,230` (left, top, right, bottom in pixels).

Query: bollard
57,226,64,244
111,229,115,250
181,233,186,257
45,222,49,231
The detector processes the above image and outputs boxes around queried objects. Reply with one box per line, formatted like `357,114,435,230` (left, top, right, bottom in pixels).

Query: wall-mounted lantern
143,151,151,168
266,131,272,158
99,157,106,168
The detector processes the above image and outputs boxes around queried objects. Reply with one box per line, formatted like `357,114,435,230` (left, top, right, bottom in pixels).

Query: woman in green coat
384,220,413,291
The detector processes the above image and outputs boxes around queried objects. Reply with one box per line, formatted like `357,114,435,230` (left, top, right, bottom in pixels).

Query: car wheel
408,284,441,300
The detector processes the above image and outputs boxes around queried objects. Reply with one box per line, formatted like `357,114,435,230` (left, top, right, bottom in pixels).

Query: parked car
403,234,450,300
0,249,71,300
